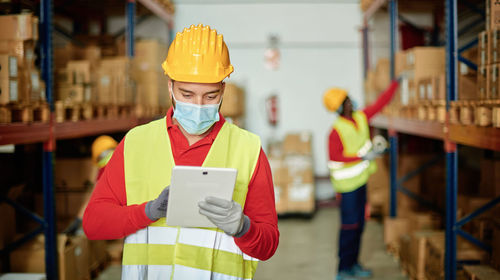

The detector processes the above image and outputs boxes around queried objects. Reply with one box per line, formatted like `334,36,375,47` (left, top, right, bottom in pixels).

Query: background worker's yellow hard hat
92,135,118,165
162,24,234,83
323,88,348,112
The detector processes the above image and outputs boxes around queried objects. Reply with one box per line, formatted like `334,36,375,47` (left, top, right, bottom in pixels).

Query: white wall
174,2,363,176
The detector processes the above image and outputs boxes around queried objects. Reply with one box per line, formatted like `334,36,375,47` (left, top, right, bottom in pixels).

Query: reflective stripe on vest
122,118,261,280
329,111,377,193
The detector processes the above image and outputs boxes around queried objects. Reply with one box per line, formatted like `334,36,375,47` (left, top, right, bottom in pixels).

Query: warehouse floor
96,207,407,280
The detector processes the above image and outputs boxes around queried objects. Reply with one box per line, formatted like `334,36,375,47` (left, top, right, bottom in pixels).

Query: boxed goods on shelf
134,39,167,72
0,78,18,105
54,158,97,190
0,14,38,41
489,0,500,30
406,47,446,83
408,230,442,280
374,58,390,92
383,217,409,254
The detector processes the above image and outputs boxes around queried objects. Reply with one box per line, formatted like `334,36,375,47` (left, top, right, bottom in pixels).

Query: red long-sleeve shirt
328,80,399,163
83,108,279,261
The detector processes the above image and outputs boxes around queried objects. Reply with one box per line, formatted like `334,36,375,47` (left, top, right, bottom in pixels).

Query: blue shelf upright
40,0,59,278
389,0,398,218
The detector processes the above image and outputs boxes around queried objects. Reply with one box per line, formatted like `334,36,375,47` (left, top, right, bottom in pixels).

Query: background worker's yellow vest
328,111,377,193
122,118,261,280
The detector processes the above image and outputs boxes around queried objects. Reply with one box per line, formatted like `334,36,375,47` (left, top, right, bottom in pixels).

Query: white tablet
166,165,238,228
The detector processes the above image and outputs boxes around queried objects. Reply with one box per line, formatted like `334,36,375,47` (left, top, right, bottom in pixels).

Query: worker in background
324,79,400,280
63,135,118,235
83,24,279,279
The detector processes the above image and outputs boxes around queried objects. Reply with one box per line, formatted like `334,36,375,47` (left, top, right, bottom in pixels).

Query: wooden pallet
0,102,49,124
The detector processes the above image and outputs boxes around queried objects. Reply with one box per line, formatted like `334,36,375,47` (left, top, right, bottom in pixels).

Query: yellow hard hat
92,135,118,165
162,24,234,83
323,88,348,112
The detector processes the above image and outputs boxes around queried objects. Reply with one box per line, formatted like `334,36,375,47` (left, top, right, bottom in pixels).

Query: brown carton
56,85,85,104
459,73,477,100
67,60,92,84
220,83,245,118
134,39,167,72
395,50,408,76
10,234,78,280
384,217,410,253
0,78,18,104
0,55,18,79
409,231,441,280
0,203,16,250
406,47,445,83
479,65,488,99
0,14,38,41
54,158,97,190
283,132,312,156
491,0,500,30
0,40,35,68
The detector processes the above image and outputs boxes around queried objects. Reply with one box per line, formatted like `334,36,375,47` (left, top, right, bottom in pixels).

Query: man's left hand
198,196,250,237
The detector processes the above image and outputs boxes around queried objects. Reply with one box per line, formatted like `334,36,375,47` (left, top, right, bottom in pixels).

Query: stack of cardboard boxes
132,39,170,117
0,13,48,123
8,157,108,279
269,132,315,215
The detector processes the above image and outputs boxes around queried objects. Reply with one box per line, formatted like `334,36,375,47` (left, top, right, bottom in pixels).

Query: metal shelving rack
0,1,173,279
362,1,500,279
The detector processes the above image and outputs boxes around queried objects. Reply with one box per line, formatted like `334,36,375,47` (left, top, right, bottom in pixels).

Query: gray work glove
145,186,170,221
362,150,378,161
198,196,251,237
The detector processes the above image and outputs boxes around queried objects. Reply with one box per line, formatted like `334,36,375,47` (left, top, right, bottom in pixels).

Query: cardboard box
72,235,90,280
56,85,85,104
96,70,116,105
88,240,108,270
417,74,446,100
283,132,312,156
425,234,488,280
408,212,442,233
479,31,489,66
0,79,18,104
406,47,446,83
274,184,288,214
220,83,245,118
0,14,38,41
286,182,315,213
0,40,35,69
491,0,500,30
67,60,92,84
478,65,488,99
493,228,500,270
459,73,477,100
384,217,410,252
10,234,78,280
488,64,497,100
54,45,75,69
395,50,408,76
0,203,16,250
0,55,18,79
374,58,390,92
134,40,167,72
399,233,411,268
54,158,97,190
409,231,441,280
73,45,101,69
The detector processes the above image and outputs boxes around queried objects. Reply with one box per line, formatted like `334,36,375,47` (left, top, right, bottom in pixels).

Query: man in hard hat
83,24,279,279
324,80,399,280
63,135,118,235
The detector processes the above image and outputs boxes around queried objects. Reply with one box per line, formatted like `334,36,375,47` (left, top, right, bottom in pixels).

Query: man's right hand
145,186,170,221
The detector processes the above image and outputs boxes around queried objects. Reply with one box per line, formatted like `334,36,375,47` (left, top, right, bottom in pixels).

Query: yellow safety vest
328,111,377,193
122,117,261,280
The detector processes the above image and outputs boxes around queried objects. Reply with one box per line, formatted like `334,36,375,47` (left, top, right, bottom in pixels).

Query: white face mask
171,87,222,135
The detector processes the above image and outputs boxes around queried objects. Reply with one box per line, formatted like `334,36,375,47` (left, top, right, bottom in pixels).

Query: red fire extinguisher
265,95,278,127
